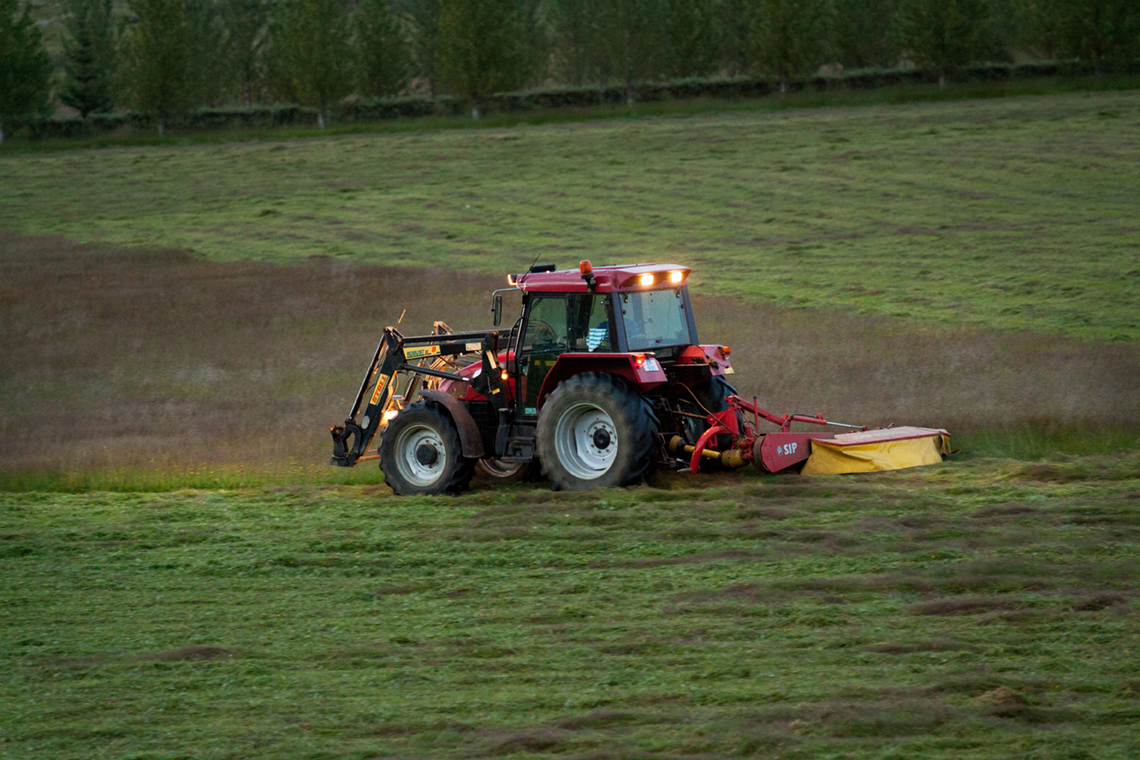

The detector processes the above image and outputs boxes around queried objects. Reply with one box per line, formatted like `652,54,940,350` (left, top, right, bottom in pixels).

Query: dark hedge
19,60,1136,140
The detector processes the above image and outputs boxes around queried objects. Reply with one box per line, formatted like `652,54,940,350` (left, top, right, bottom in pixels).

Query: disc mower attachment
752,432,835,473
800,427,950,475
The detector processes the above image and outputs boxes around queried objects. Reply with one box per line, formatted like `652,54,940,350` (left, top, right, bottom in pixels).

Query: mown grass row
2,228,1137,492
3,454,1138,758
2,424,1137,493
4,90,1138,342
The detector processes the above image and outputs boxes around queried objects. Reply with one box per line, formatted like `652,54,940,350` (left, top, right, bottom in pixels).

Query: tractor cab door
516,294,614,418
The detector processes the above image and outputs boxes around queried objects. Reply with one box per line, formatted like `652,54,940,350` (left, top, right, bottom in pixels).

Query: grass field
3,457,1140,759
2,230,1136,489
2,90,1139,340
2,88,1139,758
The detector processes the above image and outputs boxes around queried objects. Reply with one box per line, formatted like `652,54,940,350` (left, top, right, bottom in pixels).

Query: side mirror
492,294,503,326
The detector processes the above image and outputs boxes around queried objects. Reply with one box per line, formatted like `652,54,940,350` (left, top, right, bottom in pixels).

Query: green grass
3,454,1139,759
3,89,1138,341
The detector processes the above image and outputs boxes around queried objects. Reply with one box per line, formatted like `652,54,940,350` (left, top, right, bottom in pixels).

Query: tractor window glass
522,296,568,351
621,288,690,350
567,294,612,352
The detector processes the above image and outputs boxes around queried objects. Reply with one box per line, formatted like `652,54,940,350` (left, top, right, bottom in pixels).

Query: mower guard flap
801,427,950,475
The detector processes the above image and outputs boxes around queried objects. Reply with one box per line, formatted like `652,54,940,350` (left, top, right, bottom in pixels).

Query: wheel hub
553,402,618,480
415,443,438,466
395,424,448,487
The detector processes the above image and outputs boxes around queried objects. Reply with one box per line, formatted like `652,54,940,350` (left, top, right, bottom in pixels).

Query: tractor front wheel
537,373,658,491
380,402,475,495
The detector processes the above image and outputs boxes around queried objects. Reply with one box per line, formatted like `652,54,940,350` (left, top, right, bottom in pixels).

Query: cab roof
514,263,691,294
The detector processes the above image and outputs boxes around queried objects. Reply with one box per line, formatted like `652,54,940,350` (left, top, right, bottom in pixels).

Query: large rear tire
380,402,475,495
537,373,658,491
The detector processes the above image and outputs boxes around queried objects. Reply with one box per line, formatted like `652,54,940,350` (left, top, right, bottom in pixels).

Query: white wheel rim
554,402,617,480
395,424,447,487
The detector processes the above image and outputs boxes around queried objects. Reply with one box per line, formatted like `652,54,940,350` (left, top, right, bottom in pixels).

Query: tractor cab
506,262,699,418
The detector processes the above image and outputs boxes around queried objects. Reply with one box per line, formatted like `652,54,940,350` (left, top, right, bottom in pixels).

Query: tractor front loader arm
330,327,508,467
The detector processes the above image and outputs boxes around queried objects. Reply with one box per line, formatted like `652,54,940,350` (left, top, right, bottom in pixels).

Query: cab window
521,296,568,351
621,288,690,350
568,294,612,352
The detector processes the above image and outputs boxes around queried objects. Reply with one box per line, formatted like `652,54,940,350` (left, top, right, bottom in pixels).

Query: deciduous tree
833,0,900,69
120,0,195,135
661,0,722,78
1020,0,1139,74
355,0,410,97
187,0,228,106
61,0,117,118
718,0,759,75
268,0,352,129
596,0,665,103
751,0,833,91
0,0,54,143
404,0,443,98
436,0,532,119
222,0,270,105
898,0,997,88
548,0,606,85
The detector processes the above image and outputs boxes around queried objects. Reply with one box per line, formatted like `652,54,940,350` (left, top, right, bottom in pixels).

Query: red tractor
330,262,948,494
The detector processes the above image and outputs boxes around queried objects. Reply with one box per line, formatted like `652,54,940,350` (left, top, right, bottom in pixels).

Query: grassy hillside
3,90,1139,340
3,458,1139,759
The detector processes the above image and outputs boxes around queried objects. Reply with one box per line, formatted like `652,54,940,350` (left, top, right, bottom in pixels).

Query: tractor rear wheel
537,373,658,491
380,402,475,495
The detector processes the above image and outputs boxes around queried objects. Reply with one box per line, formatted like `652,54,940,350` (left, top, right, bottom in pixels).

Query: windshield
620,288,691,350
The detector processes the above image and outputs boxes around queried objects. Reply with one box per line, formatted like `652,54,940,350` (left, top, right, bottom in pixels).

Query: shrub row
21,60,1136,140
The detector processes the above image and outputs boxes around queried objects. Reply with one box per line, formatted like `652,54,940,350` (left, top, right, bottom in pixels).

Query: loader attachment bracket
330,419,365,467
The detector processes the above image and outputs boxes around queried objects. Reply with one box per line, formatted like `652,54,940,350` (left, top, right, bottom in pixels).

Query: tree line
2,0,1138,141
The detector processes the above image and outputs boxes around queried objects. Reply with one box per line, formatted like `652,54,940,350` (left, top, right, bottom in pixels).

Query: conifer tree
61,0,117,118
0,0,52,143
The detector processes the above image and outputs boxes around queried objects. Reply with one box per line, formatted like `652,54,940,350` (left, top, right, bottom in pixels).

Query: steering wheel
529,320,557,345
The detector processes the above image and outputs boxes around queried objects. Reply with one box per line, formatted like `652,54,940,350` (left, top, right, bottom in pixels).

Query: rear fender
420,390,486,458
536,354,667,410
672,345,733,382
701,345,734,376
